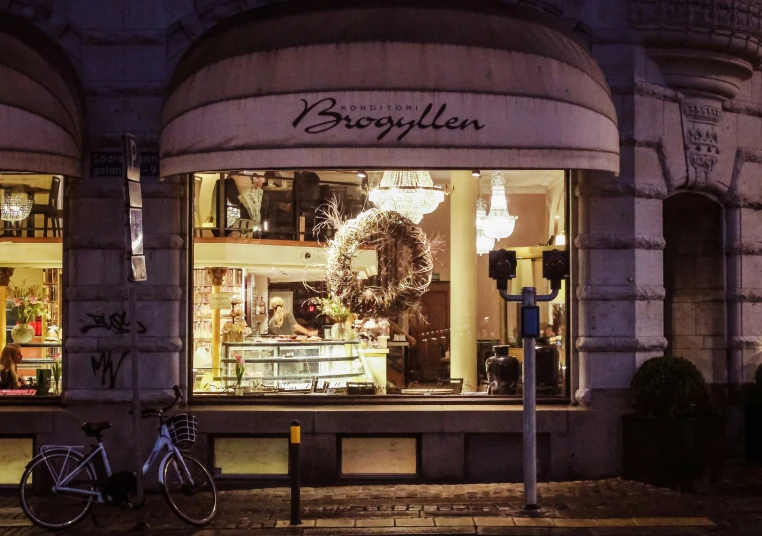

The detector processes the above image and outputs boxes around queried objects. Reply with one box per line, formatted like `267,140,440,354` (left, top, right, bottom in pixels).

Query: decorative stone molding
575,180,668,201
670,288,726,303
681,100,722,189
632,0,762,99
724,149,762,209
576,336,668,352
206,267,228,286
575,233,666,250
727,239,762,255
731,336,762,349
65,336,183,353
728,289,762,303
0,268,14,286
576,285,666,301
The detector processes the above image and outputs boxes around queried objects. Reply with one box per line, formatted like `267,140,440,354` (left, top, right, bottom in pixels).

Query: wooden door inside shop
409,282,450,384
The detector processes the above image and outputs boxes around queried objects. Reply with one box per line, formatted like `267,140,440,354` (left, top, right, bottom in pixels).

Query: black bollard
289,420,301,525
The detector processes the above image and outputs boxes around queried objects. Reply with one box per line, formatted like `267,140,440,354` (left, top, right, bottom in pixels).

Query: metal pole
522,287,538,511
129,284,147,525
289,420,301,525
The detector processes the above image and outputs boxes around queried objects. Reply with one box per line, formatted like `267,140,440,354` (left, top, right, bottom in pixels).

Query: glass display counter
196,340,376,394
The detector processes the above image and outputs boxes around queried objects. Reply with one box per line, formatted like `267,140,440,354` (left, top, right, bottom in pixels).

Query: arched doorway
663,193,726,385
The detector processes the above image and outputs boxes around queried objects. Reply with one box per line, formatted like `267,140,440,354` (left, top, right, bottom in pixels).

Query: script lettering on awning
292,97,485,141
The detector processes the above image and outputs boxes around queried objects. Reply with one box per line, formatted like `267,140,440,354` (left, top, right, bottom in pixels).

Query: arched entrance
663,193,726,384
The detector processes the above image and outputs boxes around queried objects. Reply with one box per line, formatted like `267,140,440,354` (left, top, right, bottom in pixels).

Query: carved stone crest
681,101,722,188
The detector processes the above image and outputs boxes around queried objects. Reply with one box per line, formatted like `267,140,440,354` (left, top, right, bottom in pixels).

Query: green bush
630,356,712,418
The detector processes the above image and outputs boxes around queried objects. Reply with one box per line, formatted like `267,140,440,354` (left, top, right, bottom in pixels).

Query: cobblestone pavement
1,461,760,535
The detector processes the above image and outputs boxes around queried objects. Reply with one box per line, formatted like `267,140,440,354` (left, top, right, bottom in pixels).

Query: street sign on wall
124,135,147,282
91,150,160,178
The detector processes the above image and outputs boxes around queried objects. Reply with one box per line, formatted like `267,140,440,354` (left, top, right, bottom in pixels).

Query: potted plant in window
623,355,724,491
7,281,47,344
745,364,762,462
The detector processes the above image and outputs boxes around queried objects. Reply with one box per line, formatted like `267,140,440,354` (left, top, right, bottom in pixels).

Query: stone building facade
1,0,762,483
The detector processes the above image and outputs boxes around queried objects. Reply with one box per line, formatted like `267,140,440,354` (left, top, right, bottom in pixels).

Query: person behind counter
0,344,24,389
268,297,318,336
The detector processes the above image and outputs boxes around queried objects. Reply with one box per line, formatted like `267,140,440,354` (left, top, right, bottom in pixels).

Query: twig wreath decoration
323,207,434,317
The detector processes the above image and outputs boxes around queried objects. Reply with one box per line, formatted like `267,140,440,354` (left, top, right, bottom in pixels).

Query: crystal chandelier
0,187,33,222
475,197,495,255
368,170,444,224
484,171,518,239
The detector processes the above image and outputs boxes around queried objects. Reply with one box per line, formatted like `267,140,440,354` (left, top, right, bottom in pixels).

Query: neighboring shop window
1,174,64,397
189,170,569,399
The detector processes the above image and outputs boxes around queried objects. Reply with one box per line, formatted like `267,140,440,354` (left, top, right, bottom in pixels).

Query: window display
190,170,569,398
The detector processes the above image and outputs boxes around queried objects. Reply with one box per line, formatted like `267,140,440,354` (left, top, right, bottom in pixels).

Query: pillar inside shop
0,268,14,349
206,267,228,379
449,171,478,392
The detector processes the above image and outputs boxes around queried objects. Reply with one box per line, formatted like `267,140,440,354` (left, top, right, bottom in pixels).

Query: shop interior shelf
221,355,358,364
222,372,363,381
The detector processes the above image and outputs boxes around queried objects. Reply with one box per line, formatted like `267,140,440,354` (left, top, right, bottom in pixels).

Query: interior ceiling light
0,187,33,222
554,232,566,246
368,170,444,224
476,197,495,255
357,170,368,179
484,171,518,240
472,170,481,177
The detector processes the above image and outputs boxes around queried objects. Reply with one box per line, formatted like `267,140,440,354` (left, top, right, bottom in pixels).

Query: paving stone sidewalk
1,461,760,535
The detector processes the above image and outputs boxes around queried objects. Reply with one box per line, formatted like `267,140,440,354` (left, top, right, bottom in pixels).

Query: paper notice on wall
209,292,234,310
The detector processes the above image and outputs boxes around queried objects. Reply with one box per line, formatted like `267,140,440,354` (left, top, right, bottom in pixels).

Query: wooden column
0,268,14,350
206,267,228,380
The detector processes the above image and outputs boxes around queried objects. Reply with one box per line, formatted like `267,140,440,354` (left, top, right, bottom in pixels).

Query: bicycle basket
167,414,198,449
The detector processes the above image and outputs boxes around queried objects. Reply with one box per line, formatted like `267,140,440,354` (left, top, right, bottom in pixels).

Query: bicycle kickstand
89,507,101,528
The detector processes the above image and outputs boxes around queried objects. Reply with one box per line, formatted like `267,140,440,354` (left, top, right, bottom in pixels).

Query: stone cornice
64,336,183,353
575,181,668,200
66,285,184,302
576,336,668,352
575,233,666,250
576,285,666,301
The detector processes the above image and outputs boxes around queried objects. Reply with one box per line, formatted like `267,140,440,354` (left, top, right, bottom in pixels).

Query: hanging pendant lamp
368,170,444,224
484,171,518,239
476,197,495,255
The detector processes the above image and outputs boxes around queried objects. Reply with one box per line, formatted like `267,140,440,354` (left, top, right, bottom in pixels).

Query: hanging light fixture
0,187,33,222
368,170,444,224
484,171,518,239
476,197,495,255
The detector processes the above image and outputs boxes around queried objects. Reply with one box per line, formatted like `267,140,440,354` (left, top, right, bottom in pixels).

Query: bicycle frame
49,423,194,503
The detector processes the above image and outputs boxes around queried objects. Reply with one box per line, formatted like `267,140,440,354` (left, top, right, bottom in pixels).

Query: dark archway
663,193,725,384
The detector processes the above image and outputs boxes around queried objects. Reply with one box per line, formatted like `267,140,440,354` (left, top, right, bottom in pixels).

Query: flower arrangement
7,281,48,323
234,355,246,387
311,294,352,323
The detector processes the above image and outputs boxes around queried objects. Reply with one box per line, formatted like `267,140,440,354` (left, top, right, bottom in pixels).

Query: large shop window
0,174,64,398
189,170,569,399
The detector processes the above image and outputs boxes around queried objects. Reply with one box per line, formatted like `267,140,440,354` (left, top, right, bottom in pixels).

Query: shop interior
191,169,568,398
0,173,64,396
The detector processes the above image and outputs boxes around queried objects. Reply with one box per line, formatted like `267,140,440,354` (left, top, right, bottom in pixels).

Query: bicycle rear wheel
162,453,217,526
19,451,96,530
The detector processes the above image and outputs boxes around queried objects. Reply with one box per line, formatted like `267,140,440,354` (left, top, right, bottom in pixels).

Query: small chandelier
484,171,518,239
1,187,33,222
475,197,495,255
368,170,444,224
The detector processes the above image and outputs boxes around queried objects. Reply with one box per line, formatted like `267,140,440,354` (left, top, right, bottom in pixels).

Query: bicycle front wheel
19,451,96,530
162,453,217,526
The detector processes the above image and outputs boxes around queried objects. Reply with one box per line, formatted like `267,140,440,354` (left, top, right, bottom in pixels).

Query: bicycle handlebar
130,385,183,418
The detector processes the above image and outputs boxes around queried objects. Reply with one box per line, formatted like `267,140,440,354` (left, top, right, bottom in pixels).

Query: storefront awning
161,1,619,175
0,17,83,177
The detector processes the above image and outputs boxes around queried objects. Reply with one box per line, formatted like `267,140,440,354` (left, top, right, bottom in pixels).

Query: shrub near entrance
623,356,724,491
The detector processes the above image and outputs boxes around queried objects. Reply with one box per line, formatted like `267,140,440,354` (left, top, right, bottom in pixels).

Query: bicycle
19,385,217,530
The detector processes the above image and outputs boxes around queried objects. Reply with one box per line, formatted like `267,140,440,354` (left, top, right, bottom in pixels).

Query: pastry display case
195,339,376,394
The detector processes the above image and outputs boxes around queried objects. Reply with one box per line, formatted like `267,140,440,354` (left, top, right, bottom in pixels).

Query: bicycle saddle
82,421,111,437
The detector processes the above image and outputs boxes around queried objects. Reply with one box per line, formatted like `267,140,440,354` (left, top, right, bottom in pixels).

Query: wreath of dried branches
321,205,435,317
